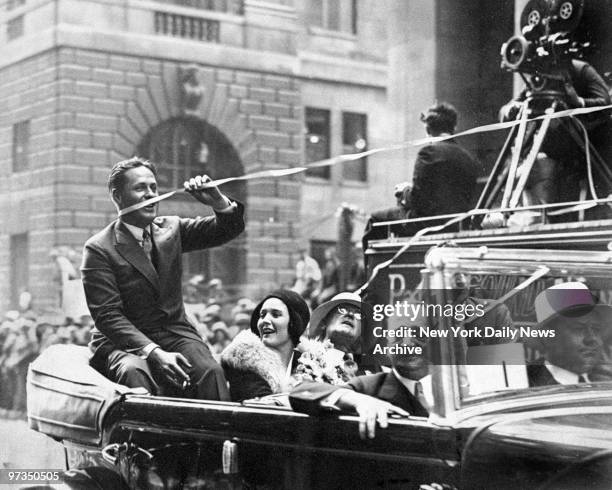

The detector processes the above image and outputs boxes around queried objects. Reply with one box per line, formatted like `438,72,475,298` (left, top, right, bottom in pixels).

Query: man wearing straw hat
527,282,610,386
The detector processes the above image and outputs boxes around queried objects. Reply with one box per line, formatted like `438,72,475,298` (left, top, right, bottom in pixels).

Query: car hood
454,382,612,423
455,385,612,490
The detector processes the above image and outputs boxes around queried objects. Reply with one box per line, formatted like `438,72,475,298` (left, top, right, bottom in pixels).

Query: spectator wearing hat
229,297,256,325
201,304,222,326
527,282,610,386
221,290,310,402
308,292,380,375
207,278,228,307
292,249,322,305
227,312,251,340
362,182,412,250
210,321,231,359
312,247,340,308
406,102,479,235
3,317,38,411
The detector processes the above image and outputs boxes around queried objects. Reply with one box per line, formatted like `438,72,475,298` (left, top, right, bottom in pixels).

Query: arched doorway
138,116,247,296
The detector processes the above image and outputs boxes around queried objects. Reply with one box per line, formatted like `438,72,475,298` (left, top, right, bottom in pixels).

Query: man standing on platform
407,102,479,235
81,157,244,400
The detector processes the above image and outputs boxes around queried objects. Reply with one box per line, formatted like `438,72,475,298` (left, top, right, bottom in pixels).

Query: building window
7,15,24,40
305,107,331,179
307,0,357,34
342,111,367,182
10,233,29,309
12,120,30,172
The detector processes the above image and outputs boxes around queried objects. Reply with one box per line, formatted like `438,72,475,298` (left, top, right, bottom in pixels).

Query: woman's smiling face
257,298,292,350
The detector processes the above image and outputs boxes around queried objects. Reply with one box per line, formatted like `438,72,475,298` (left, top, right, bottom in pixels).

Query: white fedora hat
534,282,610,325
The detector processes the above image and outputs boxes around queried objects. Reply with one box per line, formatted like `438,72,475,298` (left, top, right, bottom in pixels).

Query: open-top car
26,220,612,489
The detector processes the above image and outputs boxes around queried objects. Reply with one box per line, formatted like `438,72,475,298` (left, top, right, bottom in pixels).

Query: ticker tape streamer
358,194,612,295
118,102,612,218
355,211,475,296
464,266,551,324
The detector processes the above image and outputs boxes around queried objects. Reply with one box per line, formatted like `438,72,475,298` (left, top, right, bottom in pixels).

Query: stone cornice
0,25,388,89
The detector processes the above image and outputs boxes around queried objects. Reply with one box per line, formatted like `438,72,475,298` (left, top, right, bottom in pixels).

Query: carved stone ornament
178,64,205,113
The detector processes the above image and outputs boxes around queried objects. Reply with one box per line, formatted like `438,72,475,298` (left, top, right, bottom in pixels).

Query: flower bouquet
292,338,358,386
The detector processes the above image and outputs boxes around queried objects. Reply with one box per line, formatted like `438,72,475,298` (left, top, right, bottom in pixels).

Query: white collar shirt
544,360,589,385
122,221,148,243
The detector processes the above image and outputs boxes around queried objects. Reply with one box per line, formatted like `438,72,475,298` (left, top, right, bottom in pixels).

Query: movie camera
500,0,587,90
474,0,612,224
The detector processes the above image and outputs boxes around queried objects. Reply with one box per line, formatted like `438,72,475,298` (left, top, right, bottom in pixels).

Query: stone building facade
3,0,609,313
0,0,391,312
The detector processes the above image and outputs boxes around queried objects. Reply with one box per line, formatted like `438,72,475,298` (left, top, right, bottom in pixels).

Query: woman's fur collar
220,330,288,393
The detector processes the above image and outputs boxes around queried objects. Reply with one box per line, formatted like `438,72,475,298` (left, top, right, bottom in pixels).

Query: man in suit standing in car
81,157,244,400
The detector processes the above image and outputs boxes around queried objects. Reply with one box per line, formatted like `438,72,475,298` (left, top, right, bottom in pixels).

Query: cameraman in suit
500,59,611,207
81,157,244,400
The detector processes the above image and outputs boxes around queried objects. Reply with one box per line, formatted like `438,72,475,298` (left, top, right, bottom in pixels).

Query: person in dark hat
221,289,310,402
308,292,380,375
527,282,610,386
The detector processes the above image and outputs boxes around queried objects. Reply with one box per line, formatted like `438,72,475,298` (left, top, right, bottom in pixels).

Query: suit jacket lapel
114,221,160,291
528,362,560,387
377,373,429,417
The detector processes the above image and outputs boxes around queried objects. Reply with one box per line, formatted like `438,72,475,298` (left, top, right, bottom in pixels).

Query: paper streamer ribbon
355,210,477,295
118,103,612,217
360,194,612,295
371,195,612,230
464,266,551,324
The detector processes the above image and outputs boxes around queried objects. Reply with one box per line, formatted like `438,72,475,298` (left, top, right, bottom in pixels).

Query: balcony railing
154,11,221,42
151,0,244,15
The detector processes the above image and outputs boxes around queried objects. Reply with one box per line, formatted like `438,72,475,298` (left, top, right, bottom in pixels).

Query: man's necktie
414,380,430,411
142,228,153,263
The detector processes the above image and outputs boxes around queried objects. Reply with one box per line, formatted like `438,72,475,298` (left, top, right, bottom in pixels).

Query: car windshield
439,254,612,406
363,247,612,414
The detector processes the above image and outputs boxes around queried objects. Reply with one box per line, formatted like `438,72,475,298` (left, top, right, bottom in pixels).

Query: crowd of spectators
0,290,260,414
187,295,258,360
0,310,92,412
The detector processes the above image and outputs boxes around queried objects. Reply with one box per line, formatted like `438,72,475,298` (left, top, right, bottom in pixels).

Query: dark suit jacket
81,205,244,368
289,372,429,417
409,140,479,232
362,206,409,250
527,360,560,387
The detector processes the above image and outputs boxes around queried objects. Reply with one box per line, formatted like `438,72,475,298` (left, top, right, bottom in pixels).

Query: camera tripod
474,91,612,224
